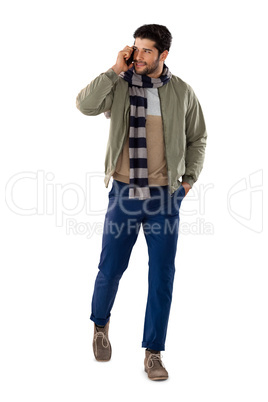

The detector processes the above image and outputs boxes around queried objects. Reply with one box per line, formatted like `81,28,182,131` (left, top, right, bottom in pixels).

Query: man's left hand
181,181,191,196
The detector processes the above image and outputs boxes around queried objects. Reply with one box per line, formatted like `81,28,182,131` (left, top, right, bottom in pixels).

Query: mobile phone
126,50,134,66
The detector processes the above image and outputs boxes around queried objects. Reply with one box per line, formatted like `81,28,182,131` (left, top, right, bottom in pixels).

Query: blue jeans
90,179,185,351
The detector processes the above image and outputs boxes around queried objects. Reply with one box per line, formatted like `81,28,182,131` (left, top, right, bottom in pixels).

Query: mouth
135,62,146,68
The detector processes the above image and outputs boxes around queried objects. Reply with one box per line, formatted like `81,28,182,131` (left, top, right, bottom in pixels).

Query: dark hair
133,24,172,54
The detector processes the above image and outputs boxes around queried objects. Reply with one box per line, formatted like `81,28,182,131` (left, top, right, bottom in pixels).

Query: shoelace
147,353,165,369
93,332,109,356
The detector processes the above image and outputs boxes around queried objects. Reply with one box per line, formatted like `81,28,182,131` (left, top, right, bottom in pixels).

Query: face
133,37,168,78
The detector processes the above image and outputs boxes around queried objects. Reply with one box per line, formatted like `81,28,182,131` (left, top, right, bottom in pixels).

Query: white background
1,0,267,400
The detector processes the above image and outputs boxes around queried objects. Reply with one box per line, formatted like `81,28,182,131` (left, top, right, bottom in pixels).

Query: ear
160,50,169,62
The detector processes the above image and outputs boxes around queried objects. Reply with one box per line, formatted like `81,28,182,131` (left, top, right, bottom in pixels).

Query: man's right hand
111,46,134,75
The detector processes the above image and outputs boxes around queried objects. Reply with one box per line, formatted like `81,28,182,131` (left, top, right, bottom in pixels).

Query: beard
134,56,161,76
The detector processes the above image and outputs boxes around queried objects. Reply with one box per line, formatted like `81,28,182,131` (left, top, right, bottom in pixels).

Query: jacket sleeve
182,86,207,187
76,68,119,116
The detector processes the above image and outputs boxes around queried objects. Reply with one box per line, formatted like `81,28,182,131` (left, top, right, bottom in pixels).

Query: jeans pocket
181,185,186,198
173,184,185,198
169,185,185,215
108,182,115,198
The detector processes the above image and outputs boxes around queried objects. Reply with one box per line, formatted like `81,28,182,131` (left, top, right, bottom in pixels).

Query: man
76,24,207,381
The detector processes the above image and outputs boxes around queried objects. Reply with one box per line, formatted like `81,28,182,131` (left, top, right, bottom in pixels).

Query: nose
135,49,144,61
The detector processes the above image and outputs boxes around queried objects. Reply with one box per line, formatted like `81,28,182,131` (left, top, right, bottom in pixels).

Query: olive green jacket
76,68,207,195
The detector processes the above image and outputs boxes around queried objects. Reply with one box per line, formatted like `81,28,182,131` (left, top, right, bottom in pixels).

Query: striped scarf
119,64,172,199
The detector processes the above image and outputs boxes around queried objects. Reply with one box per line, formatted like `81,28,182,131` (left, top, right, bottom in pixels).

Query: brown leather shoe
93,321,112,362
144,350,169,381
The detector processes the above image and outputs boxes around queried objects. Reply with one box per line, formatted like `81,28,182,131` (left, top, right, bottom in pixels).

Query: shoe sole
149,377,168,381
144,368,168,381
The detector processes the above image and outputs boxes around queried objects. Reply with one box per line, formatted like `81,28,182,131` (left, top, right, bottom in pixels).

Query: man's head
132,24,172,78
